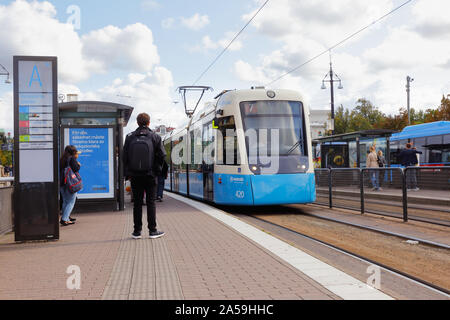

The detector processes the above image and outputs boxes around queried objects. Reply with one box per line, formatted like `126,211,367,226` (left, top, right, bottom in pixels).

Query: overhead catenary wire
192,0,271,86
265,0,415,87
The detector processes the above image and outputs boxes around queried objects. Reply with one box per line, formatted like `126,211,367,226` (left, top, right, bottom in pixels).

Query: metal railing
314,167,450,226
0,185,13,235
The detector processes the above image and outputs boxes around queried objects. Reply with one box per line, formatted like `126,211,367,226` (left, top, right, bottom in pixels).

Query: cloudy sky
0,0,449,134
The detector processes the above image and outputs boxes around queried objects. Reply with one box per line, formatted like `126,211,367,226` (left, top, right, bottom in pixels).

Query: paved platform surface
0,196,344,300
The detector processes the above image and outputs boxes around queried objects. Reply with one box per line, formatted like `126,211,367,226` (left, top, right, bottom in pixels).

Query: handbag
64,166,83,194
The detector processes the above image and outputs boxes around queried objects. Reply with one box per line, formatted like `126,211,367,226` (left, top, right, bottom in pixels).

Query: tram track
295,204,450,250
315,194,450,227
249,215,449,296
222,205,450,299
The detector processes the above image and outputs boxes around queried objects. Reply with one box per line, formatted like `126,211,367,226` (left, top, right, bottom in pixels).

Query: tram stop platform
0,193,437,300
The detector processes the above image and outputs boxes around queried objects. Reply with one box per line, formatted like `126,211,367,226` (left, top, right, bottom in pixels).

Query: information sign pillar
13,56,59,241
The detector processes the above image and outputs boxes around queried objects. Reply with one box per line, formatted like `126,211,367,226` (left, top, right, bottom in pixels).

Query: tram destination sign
13,56,59,241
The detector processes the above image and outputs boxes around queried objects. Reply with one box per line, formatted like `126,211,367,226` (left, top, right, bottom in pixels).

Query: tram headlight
251,166,258,172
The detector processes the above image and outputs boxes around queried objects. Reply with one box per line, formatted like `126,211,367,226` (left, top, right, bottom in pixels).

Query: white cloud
191,32,243,53
0,0,96,83
244,0,393,45
0,1,162,82
233,0,450,115
82,23,160,73
81,67,181,134
0,0,180,134
412,0,450,38
181,13,210,31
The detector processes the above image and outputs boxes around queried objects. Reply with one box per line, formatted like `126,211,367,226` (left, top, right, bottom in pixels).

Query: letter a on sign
29,65,42,87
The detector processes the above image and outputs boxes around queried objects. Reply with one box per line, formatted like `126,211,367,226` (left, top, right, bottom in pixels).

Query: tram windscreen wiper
286,140,303,155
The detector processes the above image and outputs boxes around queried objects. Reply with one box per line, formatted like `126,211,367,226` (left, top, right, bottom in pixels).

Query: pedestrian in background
399,143,422,191
377,150,386,168
124,113,166,240
157,160,168,202
377,150,386,190
60,145,81,226
366,146,380,191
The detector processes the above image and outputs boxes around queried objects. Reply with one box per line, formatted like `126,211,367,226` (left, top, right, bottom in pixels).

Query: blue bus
390,121,450,166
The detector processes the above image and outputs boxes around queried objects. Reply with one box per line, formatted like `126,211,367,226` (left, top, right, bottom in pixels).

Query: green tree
0,150,12,166
352,98,385,125
424,95,450,122
334,105,351,135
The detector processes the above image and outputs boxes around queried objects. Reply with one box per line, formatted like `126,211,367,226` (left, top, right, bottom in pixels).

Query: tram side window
413,137,426,164
216,116,240,166
202,123,214,165
442,135,450,164
172,136,187,172
389,141,400,165
164,140,171,169
426,135,443,164
190,129,202,172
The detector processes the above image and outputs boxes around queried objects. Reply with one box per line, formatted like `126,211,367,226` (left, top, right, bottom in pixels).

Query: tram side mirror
212,117,220,129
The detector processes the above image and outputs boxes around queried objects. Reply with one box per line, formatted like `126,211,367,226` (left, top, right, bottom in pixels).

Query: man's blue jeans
61,186,77,222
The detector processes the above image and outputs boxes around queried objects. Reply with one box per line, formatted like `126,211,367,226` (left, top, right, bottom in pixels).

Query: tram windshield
240,101,306,157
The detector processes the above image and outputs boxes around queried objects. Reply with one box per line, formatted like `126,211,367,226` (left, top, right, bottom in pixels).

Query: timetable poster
64,128,114,199
17,60,55,183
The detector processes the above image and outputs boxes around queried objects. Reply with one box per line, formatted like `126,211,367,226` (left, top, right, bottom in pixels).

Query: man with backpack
123,113,166,239
399,143,422,191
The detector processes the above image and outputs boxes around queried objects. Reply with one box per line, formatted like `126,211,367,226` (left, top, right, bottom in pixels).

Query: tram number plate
235,191,245,199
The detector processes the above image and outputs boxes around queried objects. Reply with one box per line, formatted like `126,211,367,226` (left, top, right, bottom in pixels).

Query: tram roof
391,121,450,141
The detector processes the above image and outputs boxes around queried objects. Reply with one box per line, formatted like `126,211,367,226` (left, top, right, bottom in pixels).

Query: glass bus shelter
59,101,133,211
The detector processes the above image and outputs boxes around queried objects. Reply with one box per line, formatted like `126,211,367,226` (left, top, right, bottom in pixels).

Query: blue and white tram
163,88,316,206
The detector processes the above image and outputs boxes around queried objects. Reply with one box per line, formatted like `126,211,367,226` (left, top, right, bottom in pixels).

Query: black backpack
128,129,155,174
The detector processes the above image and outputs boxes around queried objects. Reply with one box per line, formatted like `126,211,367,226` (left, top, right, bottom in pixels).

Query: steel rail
246,214,450,297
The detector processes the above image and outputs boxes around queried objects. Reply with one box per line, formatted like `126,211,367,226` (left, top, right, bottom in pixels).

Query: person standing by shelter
366,146,380,191
377,150,386,168
60,145,81,226
399,143,422,191
123,113,166,239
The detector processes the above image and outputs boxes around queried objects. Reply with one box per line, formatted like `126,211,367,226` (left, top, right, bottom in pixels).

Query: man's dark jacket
123,126,166,178
398,148,422,167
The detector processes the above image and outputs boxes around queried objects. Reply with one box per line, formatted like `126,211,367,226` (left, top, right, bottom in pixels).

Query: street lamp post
321,59,343,136
406,76,414,126
0,64,11,84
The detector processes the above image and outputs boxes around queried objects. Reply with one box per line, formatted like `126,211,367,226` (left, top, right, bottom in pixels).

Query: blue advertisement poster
64,128,114,199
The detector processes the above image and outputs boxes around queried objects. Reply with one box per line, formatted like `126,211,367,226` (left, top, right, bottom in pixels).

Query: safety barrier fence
0,186,13,235
314,167,450,226
0,177,14,188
